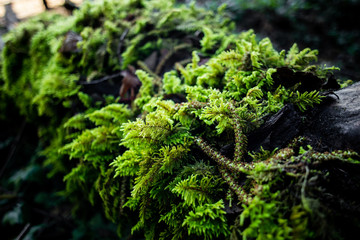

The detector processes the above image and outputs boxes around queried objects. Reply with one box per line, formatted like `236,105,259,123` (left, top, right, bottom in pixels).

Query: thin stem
118,28,129,65
155,43,191,75
228,102,247,161
79,72,122,85
195,137,253,173
219,167,252,204
15,223,31,240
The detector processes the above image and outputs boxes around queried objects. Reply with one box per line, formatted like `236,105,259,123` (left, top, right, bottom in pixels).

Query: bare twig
155,43,191,75
15,223,31,240
137,60,161,81
79,72,122,85
117,28,129,65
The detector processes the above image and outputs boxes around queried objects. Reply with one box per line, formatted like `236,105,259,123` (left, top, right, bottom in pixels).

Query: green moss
1,0,359,239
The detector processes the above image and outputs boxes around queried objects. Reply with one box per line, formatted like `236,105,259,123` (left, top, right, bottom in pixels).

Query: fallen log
248,82,360,154
306,82,360,152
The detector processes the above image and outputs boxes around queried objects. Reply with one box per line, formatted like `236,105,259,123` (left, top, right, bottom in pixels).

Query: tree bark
247,82,360,153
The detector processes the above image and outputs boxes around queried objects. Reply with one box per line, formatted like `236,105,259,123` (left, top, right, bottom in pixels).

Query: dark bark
305,82,360,152
247,82,360,153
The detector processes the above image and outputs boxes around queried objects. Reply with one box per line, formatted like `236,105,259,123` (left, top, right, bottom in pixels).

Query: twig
137,60,162,84
137,60,163,95
118,28,129,65
15,223,31,240
79,72,123,85
0,119,26,179
155,43,191,75
301,166,311,212
177,58,192,66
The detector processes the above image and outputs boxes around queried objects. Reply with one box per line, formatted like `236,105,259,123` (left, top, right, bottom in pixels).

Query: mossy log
1,1,360,239
248,82,360,153
306,82,360,152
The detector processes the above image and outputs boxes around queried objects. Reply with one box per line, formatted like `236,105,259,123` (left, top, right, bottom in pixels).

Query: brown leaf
119,66,141,100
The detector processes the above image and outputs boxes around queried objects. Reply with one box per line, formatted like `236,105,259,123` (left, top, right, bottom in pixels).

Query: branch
195,137,253,173
15,223,31,240
155,43,191,75
79,72,123,85
118,28,129,65
219,167,252,204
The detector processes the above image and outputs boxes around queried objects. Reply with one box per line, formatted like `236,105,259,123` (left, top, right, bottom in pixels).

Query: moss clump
1,0,359,239
62,21,357,239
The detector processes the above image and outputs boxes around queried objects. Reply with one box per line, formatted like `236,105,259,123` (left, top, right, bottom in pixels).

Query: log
306,81,360,152
247,82,360,153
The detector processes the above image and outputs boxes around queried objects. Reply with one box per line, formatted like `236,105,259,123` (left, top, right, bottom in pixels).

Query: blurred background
195,0,360,81
0,0,83,19
1,0,359,80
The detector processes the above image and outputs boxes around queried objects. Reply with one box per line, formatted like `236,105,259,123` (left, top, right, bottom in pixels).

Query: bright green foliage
59,102,131,220
285,44,318,70
200,26,236,54
101,27,348,238
87,103,131,126
239,195,293,240
163,70,184,94
2,13,71,118
172,174,223,207
1,0,233,226
1,0,359,239
1,0,233,131
231,144,360,240
289,90,323,112
134,70,156,109
183,200,230,239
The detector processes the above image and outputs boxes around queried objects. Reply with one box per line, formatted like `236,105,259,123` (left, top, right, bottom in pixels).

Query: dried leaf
119,66,141,100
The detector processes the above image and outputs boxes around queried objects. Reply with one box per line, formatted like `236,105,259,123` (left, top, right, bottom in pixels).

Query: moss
1,0,359,239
